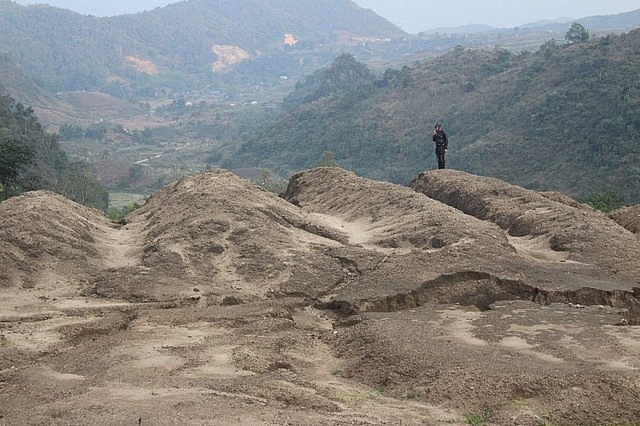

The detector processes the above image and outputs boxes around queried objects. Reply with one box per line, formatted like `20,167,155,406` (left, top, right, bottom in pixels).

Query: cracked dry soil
1,168,640,425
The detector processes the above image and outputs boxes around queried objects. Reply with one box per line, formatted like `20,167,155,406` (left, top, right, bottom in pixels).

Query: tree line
0,89,108,209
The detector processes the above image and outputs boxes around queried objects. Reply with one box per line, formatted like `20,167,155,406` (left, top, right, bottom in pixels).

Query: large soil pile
609,204,640,235
1,168,639,425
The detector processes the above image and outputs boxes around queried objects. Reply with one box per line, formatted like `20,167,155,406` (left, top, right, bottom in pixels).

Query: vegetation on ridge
226,29,640,203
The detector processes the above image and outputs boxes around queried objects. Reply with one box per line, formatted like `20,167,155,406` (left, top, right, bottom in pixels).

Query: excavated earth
609,204,640,235
1,167,639,425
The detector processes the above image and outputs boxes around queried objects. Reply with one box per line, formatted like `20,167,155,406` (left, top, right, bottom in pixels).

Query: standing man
432,122,448,169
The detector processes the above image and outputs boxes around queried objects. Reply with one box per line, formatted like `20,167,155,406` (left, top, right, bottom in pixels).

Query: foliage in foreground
0,135,34,197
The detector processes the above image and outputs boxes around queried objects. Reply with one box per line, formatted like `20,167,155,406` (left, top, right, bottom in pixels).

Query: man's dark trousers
436,148,445,169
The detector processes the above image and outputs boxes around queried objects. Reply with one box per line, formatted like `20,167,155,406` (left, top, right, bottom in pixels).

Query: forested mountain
283,53,375,108
0,48,73,118
0,89,107,208
0,0,404,95
2,0,639,101
227,29,640,204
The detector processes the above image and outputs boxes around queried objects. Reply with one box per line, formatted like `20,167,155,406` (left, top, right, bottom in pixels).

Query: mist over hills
2,0,639,99
529,8,640,33
0,50,68,113
426,8,640,35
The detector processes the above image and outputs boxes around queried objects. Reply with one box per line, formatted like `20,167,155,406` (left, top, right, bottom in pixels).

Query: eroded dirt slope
1,168,639,425
610,204,640,234
411,169,640,279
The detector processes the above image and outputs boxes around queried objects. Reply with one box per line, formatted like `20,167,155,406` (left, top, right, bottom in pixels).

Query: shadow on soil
318,271,640,325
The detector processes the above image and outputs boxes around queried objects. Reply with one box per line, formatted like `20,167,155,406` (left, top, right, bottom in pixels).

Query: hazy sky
12,0,640,33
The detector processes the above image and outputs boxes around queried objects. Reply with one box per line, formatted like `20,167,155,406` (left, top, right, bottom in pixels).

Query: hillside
0,0,404,94
0,50,66,113
2,3,640,203
228,29,640,203
523,8,640,33
0,89,108,208
1,168,639,424
4,1,639,100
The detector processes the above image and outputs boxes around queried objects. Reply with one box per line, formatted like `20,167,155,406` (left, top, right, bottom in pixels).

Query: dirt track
1,168,639,425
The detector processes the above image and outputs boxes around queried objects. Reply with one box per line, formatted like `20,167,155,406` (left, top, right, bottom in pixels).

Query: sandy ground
1,168,639,425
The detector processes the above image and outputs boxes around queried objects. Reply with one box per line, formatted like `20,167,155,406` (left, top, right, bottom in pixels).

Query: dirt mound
609,204,640,234
410,169,640,278
117,169,347,303
1,168,639,425
0,190,116,289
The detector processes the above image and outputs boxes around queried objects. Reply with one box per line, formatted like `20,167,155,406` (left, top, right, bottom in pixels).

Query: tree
315,151,340,168
283,54,374,108
582,189,626,212
565,23,590,44
59,123,84,141
0,136,35,199
1,90,109,207
55,162,109,210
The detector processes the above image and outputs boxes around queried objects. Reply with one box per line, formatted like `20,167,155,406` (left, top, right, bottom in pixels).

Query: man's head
434,123,441,130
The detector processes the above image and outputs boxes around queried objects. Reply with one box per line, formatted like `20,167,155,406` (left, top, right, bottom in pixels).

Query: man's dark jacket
432,129,448,152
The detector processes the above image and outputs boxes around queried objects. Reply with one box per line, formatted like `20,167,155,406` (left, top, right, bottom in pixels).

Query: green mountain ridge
227,30,640,204
3,0,639,100
0,0,404,94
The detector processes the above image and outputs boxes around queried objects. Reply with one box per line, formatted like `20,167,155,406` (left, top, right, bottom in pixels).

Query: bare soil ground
1,168,639,425
609,204,640,235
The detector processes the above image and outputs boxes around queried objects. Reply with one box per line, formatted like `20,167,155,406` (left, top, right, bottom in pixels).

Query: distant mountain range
2,0,639,101
0,0,404,96
423,8,640,34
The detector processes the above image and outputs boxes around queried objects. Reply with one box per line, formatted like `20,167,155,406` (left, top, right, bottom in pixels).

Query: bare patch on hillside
125,56,159,75
284,33,299,46
211,45,251,73
1,168,639,424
